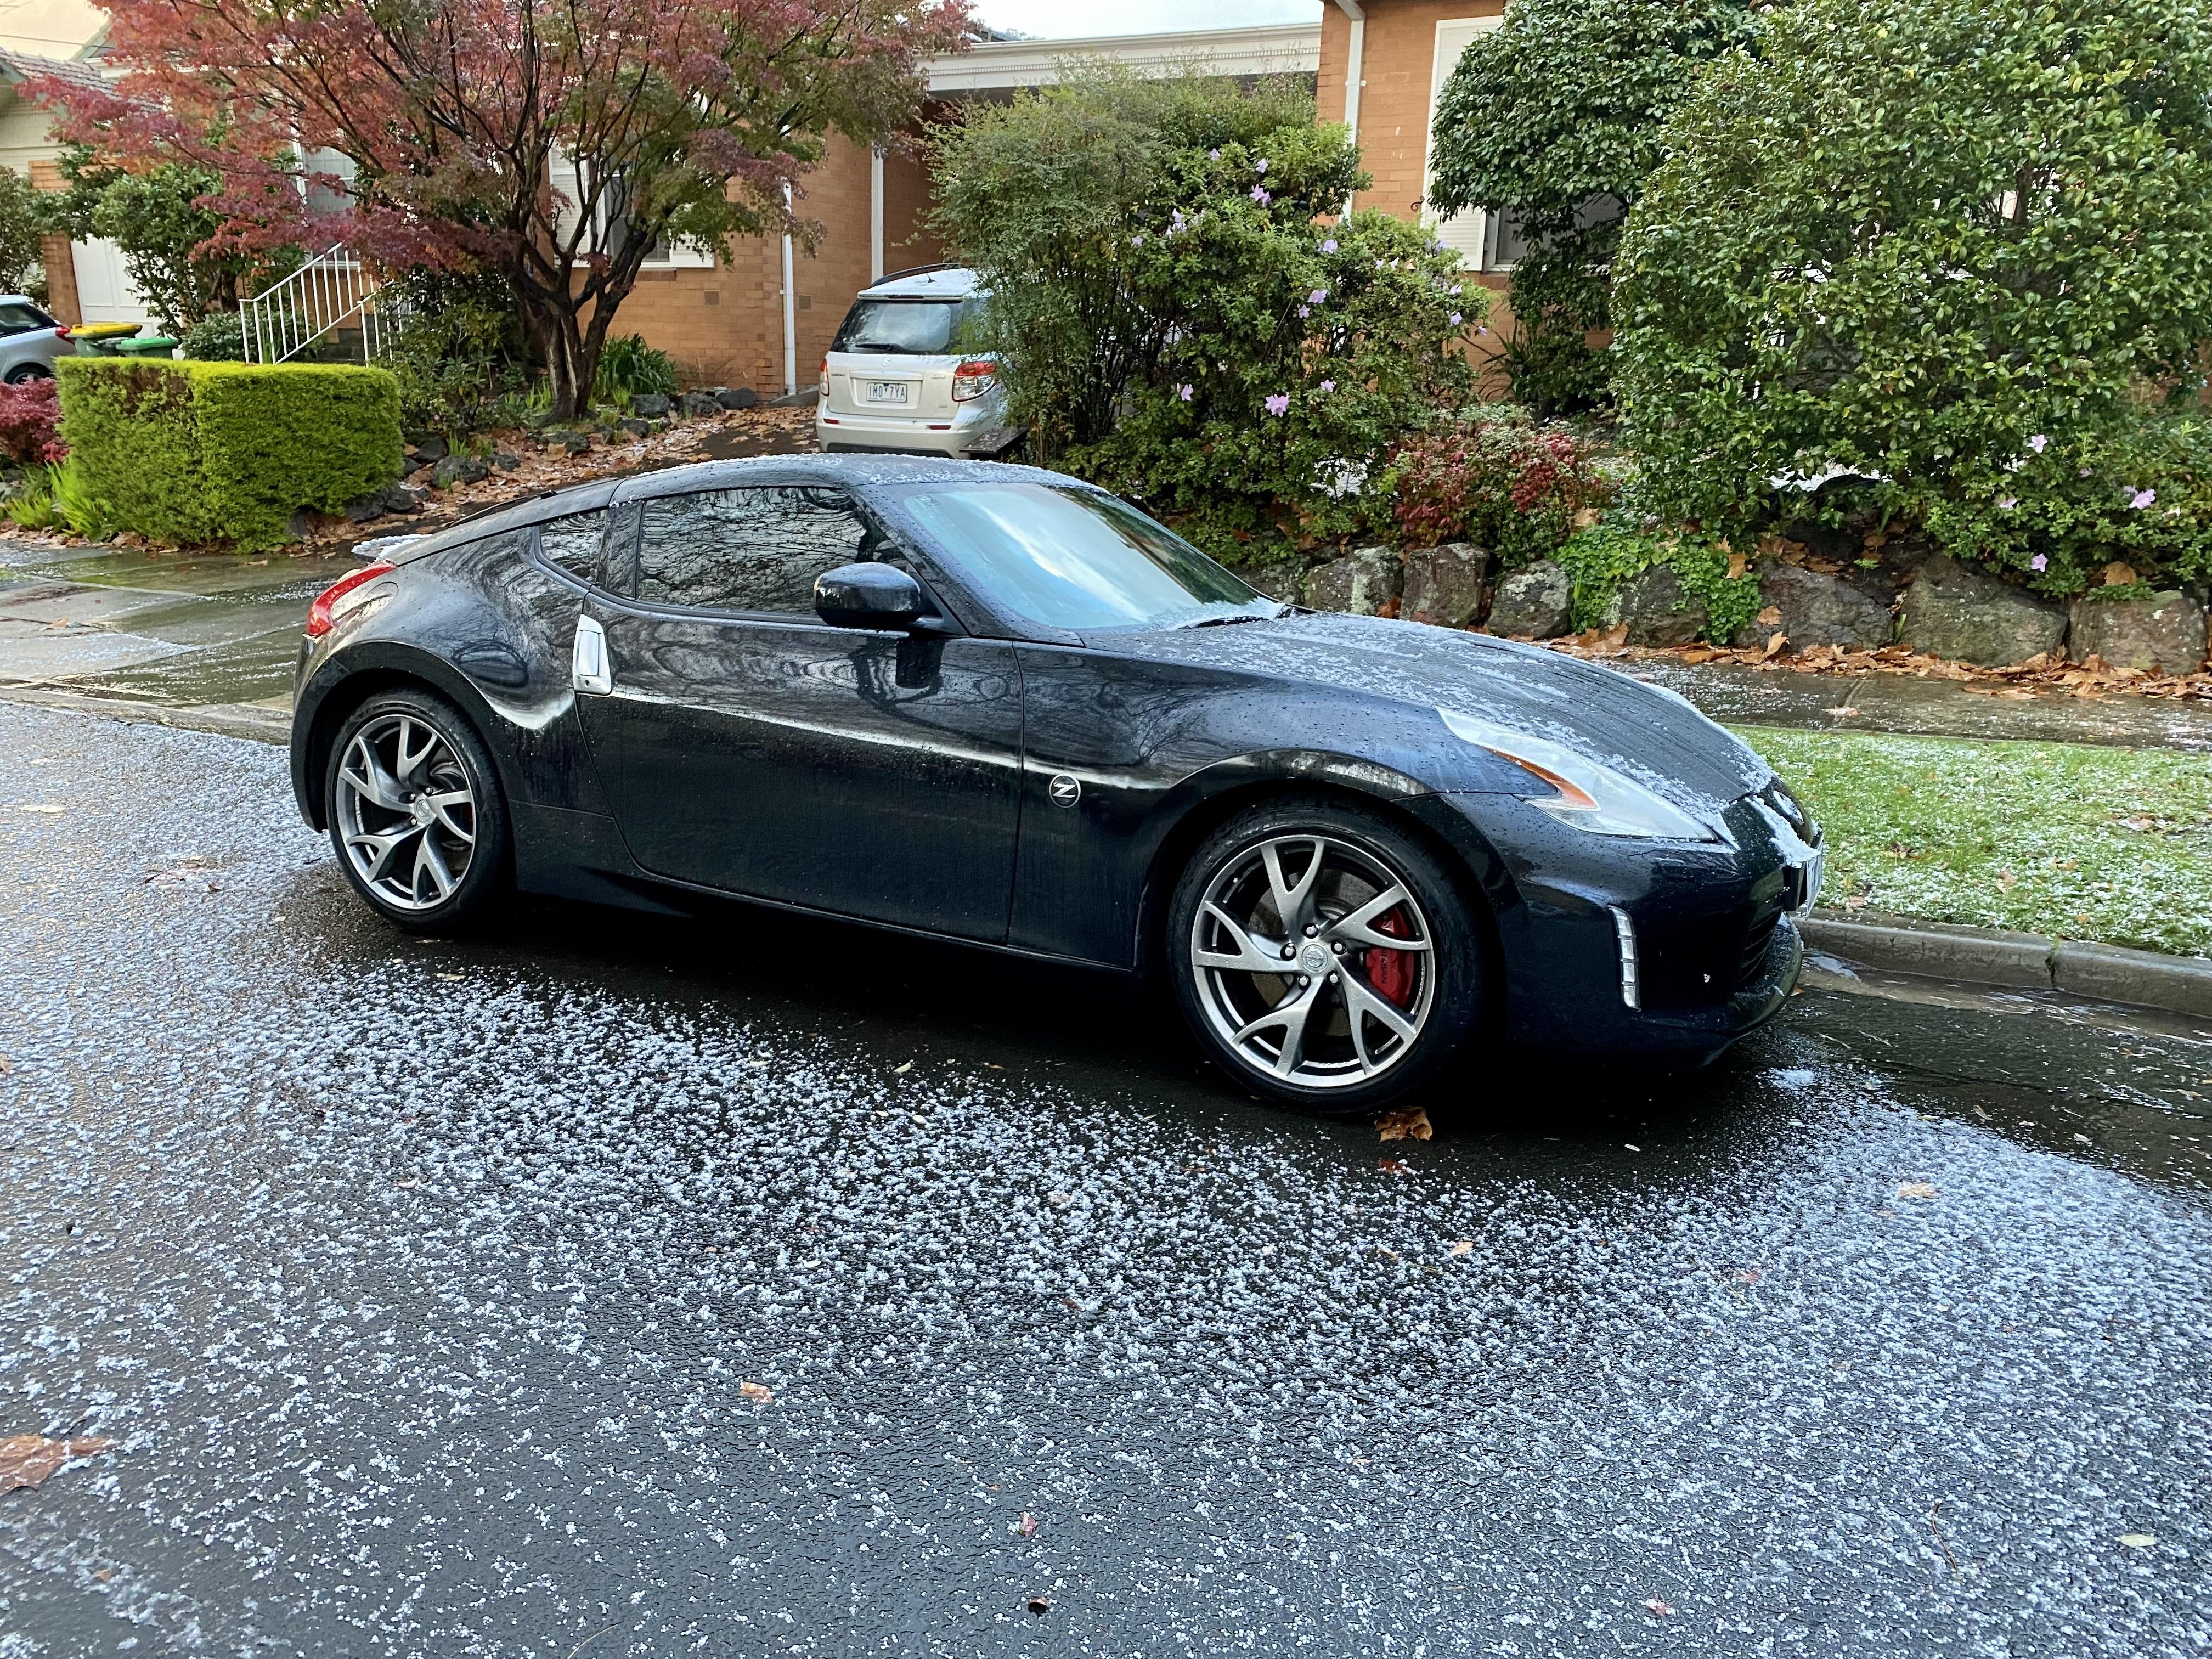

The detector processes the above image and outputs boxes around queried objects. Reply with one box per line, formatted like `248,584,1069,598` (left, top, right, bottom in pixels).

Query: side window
0,301,50,335
635,486,871,616
535,509,606,584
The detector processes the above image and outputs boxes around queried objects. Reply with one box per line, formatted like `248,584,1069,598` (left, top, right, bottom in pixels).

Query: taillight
306,561,394,639
53,326,70,340
952,359,996,402
817,356,829,399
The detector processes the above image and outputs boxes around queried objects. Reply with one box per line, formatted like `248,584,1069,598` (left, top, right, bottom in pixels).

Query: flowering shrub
0,376,65,465
1381,407,1616,566
934,70,1482,555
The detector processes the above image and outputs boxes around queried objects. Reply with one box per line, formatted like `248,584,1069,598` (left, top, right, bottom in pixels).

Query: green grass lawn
1737,726,2212,958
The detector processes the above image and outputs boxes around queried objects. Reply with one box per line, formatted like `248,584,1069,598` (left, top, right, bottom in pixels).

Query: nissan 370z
290,456,1822,1114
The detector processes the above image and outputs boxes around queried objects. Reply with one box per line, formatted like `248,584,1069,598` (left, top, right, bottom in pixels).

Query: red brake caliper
1365,909,1415,1007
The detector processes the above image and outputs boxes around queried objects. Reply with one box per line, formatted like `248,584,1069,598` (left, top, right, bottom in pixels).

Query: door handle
572,614,613,695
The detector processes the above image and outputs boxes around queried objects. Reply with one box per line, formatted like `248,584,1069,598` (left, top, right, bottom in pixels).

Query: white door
69,238,154,326
1423,16,1506,272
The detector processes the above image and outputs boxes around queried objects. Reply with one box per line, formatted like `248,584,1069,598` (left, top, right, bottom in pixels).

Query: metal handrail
240,243,387,364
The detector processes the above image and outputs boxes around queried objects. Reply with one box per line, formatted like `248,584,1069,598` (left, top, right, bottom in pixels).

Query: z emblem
1048,774,1081,808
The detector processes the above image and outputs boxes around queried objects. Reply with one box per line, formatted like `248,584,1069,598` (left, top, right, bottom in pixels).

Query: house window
549,153,716,270
1423,15,1505,271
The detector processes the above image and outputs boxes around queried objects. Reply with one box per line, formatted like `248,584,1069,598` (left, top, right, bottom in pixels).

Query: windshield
895,483,1272,631
831,297,982,356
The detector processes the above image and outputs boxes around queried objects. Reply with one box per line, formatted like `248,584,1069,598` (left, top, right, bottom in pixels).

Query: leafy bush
1554,519,1761,641
1429,0,1753,415
1381,407,1616,566
0,166,49,299
381,267,533,436
1613,0,2212,590
0,376,64,464
4,458,115,539
58,358,402,550
933,67,1481,556
595,334,678,402
3,463,57,529
179,312,247,361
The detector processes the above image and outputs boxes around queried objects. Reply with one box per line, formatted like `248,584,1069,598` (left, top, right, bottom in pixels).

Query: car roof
390,455,1079,562
856,266,981,300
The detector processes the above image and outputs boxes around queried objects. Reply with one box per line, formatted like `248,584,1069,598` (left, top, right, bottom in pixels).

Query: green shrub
1379,406,1617,566
4,462,57,530
933,67,1480,557
1428,0,1753,415
58,358,402,550
382,267,534,437
179,312,247,362
595,334,678,402
1613,0,2212,584
1555,519,1761,642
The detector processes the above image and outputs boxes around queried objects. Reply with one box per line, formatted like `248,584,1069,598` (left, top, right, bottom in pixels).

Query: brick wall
27,157,77,325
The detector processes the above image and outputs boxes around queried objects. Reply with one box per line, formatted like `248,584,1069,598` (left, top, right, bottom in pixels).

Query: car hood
1109,611,1773,808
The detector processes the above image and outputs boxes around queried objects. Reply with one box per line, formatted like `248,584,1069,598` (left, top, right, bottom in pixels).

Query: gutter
1335,0,1364,218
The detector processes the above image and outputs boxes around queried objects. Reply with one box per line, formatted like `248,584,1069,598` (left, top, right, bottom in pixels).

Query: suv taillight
952,359,996,402
306,561,394,639
817,356,829,399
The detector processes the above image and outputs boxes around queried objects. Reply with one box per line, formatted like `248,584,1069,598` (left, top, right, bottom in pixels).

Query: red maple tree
33,0,970,415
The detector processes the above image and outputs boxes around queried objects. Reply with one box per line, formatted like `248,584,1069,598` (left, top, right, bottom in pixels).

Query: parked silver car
815,266,1009,458
0,296,71,384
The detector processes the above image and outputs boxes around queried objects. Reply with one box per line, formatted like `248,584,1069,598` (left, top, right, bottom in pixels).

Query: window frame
528,506,614,592
1422,15,1507,273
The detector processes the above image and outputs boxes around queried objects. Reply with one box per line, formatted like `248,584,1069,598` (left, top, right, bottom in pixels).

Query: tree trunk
513,266,633,422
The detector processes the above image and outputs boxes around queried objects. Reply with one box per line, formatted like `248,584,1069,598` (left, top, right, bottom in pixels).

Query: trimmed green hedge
57,358,402,551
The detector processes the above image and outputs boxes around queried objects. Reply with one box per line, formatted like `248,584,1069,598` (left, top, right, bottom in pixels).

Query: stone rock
1899,553,2067,665
630,393,672,419
381,484,424,516
562,434,591,455
1605,564,1708,647
285,507,318,540
431,455,490,489
678,390,721,419
716,387,759,410
1484,560,1573,638
409,435,448,462
1401,542,1491,628
492,450,520,471
1731,560,1894,651
1303,546,1403,616
399,455,429,477
616,416,651,439
345,496,386,524
2069,591,2209,674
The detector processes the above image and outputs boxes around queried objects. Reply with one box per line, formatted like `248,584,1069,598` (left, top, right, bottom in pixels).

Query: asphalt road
1,701,2208,1657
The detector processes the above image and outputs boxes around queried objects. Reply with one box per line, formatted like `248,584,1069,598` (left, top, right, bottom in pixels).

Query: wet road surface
1,702,2209,1656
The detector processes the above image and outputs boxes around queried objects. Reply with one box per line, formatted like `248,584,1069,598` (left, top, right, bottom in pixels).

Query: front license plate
863,381,911,405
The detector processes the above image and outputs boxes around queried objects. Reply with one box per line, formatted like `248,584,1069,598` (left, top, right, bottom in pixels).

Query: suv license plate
864,381,910,405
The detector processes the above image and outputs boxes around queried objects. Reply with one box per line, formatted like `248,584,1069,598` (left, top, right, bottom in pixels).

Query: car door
574,482,1026,941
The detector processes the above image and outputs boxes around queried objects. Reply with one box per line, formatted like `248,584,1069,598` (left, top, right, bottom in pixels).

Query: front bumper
1409,789,1814,1061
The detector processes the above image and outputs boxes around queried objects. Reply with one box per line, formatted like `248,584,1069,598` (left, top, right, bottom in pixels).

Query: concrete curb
0,685,289,745
1803,913,2212,1021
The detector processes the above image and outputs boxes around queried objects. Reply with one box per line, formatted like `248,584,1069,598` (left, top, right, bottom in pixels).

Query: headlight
1438,708,1717,842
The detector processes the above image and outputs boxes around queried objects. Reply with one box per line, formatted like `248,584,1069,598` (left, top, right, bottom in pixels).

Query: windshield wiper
1182,607,1285,629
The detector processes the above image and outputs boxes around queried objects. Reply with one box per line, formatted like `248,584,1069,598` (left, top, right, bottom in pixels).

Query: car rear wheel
326,688,509,932
1167,797,1486,1115
4,364,52,384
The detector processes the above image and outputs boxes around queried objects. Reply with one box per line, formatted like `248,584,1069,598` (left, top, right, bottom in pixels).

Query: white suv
815,266,1010,458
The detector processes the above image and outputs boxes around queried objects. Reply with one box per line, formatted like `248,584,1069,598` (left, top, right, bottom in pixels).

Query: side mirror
815,561,928,631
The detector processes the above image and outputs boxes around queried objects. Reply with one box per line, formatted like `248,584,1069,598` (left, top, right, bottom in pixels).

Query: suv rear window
831,297,981,356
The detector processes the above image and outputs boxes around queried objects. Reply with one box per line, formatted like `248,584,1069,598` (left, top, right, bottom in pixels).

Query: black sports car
291,456,1821,1112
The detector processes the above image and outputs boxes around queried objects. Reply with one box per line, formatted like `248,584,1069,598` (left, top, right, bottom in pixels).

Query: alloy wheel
1188,833,1436,1090
334,712,478,911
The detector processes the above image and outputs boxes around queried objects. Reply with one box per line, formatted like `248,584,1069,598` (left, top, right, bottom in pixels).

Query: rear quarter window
0,302,54,336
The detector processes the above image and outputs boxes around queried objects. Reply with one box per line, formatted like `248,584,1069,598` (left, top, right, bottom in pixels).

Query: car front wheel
326,688,510,932
1167,797,1486,1115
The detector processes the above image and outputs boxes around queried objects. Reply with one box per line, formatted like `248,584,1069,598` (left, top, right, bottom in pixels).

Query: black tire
5,363,53,385
1167,794,1487,1116
324,686,511,933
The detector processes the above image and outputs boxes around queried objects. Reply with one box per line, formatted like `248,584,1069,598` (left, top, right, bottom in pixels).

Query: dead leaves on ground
738,1381,774,1404
1375,1108,1432,1142
1547,635,2212,702
0,1435,117,1492
1897,1181,1940,1200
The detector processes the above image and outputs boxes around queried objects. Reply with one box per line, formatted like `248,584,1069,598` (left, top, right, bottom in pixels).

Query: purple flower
1265,393,1290,417
1177,383,1193,402
1449,312,1464,326
1131,234,1144,247
1477,325,1489,336
1997,496,2017,509
1251,186,1271,206
2030,554,2048,571
1297,305,1310,318
1209,148,1221,160
1321,238,1338,253
1319,379,1336,393
1256,158,1268,174
2028,433,2048,453
2130,487,2157,509
1308,288,1328,304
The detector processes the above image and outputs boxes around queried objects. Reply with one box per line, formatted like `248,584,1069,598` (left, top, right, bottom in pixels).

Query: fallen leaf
1763,631,1787,658
0,1057,10,1075
1448,1240,1474,1257
1726,549,1747,581
2117,816,2154,833
1824,704,1860,717
1756,605,1784,627
2119,1533,2158,1548
1898,1181,1939,1199
1018,1512,1037,1537
739,1381,774,1404
1623,1142,1642,1153
1644,1598,1674,1616
2103,561,2138,587
893,1060,913,1075
1377,1158,1410,1175
0,1435,117,1492
1376,1107,1432,1142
